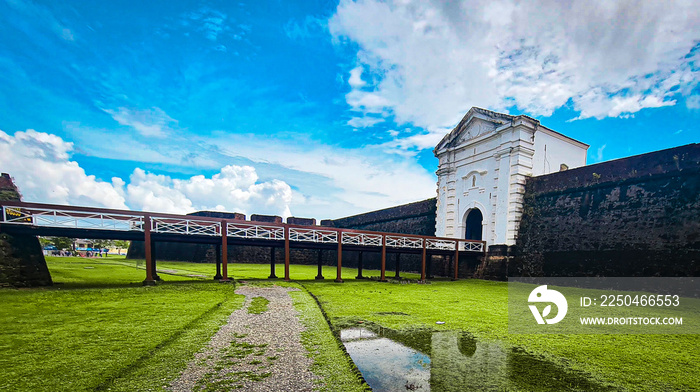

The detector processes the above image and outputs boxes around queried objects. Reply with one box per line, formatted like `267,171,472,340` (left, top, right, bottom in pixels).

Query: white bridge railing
1,203,485,252
289,228,338,243
386,235,423,249
2,206,144,231
152,218,221,236
341,232,383,246
227,222,285,240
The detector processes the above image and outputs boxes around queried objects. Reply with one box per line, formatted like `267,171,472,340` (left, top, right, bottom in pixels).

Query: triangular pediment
434,107,514,154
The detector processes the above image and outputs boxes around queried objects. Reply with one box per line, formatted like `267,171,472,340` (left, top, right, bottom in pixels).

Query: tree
92,239,114,250
50,237,74,251
113,240,130,255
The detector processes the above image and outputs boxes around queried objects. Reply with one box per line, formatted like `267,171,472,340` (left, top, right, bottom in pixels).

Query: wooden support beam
284,227,290,281
394,252,401,279
453,241,459,281
421,240,427,282
355,251,364,279
151,240,161,281
427,255,433,279
214,244,222,280
315,249,324,280
380,235,387,282
221,220,230,282
269,246,277,279
143,215,155,286
335,234,343,283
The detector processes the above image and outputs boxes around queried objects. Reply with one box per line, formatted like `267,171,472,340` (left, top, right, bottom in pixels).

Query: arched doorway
465,209,483,241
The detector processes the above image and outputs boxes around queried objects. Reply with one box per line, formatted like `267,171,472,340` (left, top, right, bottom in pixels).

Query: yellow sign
4,207,32,223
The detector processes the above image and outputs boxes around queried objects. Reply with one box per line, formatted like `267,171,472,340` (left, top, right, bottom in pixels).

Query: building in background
433,107,588,246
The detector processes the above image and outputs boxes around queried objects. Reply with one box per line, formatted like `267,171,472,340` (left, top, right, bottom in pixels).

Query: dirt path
170,285,317,391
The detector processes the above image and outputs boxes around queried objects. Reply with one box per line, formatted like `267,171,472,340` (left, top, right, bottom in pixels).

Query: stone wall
326,198,437,236
0,173,53,287
513,143,700,277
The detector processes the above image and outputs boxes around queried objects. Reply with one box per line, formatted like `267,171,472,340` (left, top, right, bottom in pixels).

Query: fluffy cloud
330,0,700,140
0,130,293,217
213,135,437,218
0,129,127,208
121,166,293,217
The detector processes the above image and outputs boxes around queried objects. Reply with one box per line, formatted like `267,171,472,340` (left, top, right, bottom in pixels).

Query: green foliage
92,239,113,249
0,189,20,201
50,236,75,250
38,236,52,247
113,240,130,254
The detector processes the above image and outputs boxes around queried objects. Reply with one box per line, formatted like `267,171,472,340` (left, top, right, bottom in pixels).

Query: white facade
434,108,588,246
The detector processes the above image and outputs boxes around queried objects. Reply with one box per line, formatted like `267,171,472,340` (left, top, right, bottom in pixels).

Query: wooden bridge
0,201,485,284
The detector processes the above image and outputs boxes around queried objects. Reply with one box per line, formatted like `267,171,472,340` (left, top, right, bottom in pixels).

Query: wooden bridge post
421,240,426,282
380,235,387,282
214,244,222,280
335,231,343,283
221,220,230,282
453,241,459,281
315,249,324,280
151,241,161,281
394,252,401,279
143,214,155,286
355,251,364,279
284,227,290,281
269,247,277,279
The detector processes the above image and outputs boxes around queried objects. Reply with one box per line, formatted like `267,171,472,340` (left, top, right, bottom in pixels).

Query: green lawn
0,257,243,391
0,257,371,391
2,257,697,391
300,278,699,392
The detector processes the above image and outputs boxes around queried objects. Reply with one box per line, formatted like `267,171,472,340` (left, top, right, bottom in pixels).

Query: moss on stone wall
0,173,53,287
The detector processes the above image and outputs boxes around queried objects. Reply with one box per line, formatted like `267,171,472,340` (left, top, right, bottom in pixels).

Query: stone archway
465,209,483,241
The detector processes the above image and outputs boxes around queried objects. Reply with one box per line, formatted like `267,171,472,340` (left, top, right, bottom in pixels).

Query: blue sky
0,0,698,219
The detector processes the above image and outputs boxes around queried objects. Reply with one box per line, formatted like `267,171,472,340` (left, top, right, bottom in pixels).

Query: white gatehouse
434,107,589,247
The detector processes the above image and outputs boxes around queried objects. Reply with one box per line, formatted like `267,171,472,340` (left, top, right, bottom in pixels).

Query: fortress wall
514,143,700,277
325,198,437,236
0,173,53,287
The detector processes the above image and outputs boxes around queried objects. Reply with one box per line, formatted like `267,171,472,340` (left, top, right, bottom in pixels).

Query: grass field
1,257,698,391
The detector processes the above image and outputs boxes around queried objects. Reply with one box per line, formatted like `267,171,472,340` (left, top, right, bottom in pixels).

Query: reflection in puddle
341,328,430,391
339,327,617,392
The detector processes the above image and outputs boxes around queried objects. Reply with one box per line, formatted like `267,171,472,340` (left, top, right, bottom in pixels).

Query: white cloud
329,0,700,142
347,116,384,128
122,166,293,217
687,95,700,110
595,144,607,162
0,129,127,208
348,66,366,88
104,107,176,138
0,130,294,218
214,135,437,218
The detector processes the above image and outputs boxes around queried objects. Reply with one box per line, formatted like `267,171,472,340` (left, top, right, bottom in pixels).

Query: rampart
513,143,700,277
0,173,53,287
325,198,437,236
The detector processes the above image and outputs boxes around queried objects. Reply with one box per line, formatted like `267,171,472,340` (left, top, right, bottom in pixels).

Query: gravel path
170,285,317,392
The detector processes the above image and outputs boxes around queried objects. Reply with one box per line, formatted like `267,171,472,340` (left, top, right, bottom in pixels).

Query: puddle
339,326,617,392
